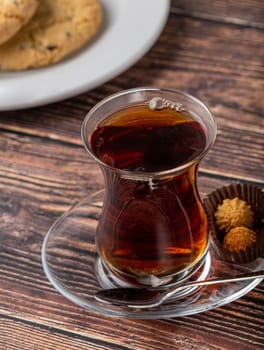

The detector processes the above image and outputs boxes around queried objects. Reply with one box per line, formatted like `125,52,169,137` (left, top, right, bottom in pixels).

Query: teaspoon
95,270,264,308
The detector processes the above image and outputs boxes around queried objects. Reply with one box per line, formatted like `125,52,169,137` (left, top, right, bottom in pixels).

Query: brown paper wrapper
204,183,264,264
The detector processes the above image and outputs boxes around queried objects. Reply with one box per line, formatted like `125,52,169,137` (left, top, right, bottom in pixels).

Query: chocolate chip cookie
0,0,102,71
0,0,38,45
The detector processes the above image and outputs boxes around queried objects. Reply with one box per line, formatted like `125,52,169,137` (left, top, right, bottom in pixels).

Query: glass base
96,242,210,289
41,190,264,319
95,252,211,301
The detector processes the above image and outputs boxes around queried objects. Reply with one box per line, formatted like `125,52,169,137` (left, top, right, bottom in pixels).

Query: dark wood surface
0,0,263,349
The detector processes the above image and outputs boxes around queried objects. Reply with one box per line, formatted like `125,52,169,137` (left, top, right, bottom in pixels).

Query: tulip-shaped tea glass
82,87,216,288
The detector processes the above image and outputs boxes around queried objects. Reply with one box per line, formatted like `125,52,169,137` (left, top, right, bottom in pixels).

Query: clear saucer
41,190,264,319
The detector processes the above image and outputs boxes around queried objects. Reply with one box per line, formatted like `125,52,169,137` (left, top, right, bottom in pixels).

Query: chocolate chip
46,45,58,51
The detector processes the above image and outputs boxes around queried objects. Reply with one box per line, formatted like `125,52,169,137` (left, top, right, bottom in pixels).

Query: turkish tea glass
81,87,216,288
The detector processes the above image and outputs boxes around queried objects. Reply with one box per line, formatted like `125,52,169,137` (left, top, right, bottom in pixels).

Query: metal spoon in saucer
95,270,264,308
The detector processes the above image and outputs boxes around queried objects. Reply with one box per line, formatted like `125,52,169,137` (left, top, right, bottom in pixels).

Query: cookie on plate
0,0,102,71
0,0,39,45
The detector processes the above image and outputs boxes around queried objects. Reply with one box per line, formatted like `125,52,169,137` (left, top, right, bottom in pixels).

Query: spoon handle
165,270,264,300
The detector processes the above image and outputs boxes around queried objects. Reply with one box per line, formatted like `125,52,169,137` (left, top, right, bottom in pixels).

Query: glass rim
81,87,217,179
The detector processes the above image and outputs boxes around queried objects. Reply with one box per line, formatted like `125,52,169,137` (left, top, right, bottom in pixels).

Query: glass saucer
41,190,264,319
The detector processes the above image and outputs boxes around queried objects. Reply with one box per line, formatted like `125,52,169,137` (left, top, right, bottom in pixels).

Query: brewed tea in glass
82,87,216,287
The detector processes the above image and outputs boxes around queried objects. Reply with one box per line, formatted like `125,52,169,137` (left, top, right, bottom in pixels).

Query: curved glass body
82,87,217,287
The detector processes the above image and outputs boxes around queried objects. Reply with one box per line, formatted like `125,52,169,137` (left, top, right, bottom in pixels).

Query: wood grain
172,0,264,28
0,0,263,349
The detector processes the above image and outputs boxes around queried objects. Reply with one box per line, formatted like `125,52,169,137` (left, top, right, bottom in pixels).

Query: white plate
0,0,170,111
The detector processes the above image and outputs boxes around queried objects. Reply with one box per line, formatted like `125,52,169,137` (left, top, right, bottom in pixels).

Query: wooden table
0,1,263,349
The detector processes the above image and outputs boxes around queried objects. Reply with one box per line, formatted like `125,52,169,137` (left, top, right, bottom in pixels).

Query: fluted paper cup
204,183,264,264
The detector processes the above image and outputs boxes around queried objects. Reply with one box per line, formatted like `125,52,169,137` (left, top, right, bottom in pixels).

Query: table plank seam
198,169,264,186
0,314,130,350
170,8,264,29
